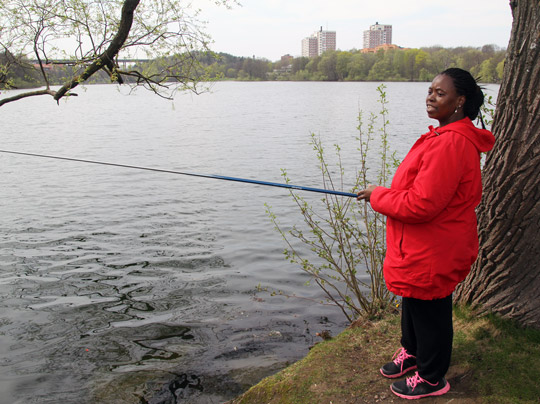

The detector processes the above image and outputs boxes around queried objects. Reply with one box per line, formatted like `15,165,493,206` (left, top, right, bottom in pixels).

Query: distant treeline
199,44,505,83
2,45,505,89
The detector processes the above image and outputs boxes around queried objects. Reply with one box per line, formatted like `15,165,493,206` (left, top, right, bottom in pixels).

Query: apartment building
317,28,337,55
302,27,337,57
302,36,319,58
363,23,392,49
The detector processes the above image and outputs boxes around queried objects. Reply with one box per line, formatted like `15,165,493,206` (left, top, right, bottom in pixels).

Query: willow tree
455,0,540,328
0,0,233,107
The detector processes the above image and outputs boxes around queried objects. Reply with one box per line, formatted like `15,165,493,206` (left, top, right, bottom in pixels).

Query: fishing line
0,149,358,198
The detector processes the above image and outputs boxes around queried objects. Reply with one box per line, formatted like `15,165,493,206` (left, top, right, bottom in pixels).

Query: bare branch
0,87,64,107
53,0,140,101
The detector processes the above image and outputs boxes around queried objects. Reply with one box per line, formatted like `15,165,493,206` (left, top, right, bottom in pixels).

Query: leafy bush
266,85,400,322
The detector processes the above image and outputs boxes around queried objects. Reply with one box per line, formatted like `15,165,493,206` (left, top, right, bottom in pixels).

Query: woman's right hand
357,184,378,202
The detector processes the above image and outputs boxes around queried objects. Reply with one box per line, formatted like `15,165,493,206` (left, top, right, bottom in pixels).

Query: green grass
452,306,540,403
228,306,540,404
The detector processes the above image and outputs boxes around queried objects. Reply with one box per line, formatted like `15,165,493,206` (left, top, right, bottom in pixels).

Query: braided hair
440,68,486,127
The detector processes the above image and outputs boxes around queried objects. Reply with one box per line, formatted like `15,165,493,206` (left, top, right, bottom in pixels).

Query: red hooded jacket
370,118,495,300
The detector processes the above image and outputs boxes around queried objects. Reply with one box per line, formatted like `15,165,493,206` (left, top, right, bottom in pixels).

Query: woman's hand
357,184,378,202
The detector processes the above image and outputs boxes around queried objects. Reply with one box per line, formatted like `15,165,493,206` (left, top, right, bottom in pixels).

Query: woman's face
426,74,465,127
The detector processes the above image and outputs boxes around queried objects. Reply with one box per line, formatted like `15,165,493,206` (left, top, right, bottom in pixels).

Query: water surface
0,81,499,403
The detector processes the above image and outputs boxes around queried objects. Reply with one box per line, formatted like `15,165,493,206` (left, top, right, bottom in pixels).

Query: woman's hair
440,68,485,122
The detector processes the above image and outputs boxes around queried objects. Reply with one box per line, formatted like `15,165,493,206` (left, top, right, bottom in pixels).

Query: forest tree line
2,44,505,90
205,44,505,83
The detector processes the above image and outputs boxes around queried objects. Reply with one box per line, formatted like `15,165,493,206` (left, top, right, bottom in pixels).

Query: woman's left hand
357,184,378,202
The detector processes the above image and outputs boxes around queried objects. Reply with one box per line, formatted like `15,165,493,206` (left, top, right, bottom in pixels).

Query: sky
192,0,513,61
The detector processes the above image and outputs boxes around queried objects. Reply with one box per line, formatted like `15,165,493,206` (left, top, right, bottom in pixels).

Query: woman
357,68,495,399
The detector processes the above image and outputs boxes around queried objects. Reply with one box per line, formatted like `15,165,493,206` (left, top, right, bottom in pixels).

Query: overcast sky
193,0,513,61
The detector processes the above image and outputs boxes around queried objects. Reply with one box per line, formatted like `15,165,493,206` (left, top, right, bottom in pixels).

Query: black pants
400,294,453,382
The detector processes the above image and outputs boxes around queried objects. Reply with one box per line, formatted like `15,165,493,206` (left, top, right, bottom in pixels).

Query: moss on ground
227,306,540,404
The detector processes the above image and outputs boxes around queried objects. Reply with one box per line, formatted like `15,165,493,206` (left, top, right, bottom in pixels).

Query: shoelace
392,347,414,370
407,372,439,391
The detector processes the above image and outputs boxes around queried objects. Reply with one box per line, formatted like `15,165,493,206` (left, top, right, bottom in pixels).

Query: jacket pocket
397,222,405,260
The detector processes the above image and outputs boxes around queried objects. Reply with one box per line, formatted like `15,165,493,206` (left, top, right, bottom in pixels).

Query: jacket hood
429,117,495,153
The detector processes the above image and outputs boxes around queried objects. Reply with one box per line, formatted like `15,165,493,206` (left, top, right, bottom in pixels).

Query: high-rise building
316,27,336,56
302,27,337,58
363,22,392,49
302,36,318,58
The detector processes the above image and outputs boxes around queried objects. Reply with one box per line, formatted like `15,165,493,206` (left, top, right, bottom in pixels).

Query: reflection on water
0,81,499,403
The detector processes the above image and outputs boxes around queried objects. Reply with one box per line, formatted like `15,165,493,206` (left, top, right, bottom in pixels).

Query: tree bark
454,0,540,328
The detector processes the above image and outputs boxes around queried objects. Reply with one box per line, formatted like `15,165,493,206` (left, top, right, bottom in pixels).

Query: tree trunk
454,0,540,328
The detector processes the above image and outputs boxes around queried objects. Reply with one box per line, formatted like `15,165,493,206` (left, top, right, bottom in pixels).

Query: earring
454,105,462,113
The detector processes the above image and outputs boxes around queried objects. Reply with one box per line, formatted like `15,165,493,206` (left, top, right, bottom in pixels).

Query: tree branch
0,88,63,107
53,0,140,102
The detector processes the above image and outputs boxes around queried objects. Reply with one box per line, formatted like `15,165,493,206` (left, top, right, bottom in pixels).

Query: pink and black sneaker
390,371,450,399
380,347,417,378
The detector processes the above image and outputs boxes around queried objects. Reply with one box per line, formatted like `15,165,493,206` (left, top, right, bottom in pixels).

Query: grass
227,306,540,404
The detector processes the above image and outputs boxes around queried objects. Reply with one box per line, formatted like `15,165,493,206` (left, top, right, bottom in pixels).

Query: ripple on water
3,81,486,403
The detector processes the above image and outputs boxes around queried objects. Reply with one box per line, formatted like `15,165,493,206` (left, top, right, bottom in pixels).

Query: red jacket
370,118,495,300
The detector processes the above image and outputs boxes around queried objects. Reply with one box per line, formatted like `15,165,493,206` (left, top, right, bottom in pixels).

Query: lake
0,81,499,404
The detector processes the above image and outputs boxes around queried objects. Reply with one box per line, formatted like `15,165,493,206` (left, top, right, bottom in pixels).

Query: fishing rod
0,149,358,198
